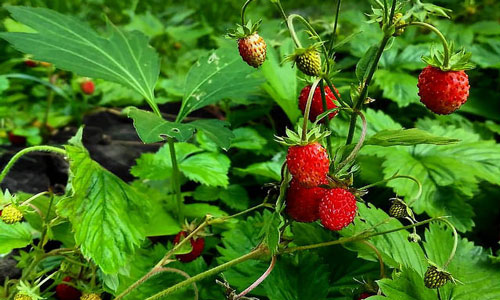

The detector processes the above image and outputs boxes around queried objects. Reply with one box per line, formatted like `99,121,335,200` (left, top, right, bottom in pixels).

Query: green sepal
422,43,475,71
283,42,323,64
227,19,262,39
275,126,330,146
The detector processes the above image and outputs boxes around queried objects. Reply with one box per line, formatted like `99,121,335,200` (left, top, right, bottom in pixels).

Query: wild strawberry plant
0,1,499,300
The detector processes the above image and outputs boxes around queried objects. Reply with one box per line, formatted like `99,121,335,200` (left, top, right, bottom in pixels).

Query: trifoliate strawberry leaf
131,142,230,187
126,107,195,143
189,119,234,151
112,243,208,300
177,46,263,122
340,203,428,276
216,211,269,295
0,6,160,113
231,127,267,150
373,70,419,107
423,222,500,300
58,128,150,273
262,252,331,300
0,221,32,254
365,128,459,146
374,268,437,300
361,119,500,232
233,155,284,182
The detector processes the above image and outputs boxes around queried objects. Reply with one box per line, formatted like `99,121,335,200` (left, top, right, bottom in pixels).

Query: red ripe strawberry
319,188,357,231
358,292,374,299
417,65,469,114
56,277,81,300
80,80,95,95
286,179,326,222
173,231,205,262
287,142,329,188
299,84,339,121
8,132,27,146
238,32,267,68
24,59,38,67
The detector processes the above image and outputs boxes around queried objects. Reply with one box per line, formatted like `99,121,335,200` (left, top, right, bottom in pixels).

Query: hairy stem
241,0,256,26
0,146,66,185
336,111,367,170
440,219,458,268
236,255,276,299
319,80,333,159
145,248,266,300
327,0,342,58
301,78,322,141
359,174,422,205
399,22,450,67
361,240,385,278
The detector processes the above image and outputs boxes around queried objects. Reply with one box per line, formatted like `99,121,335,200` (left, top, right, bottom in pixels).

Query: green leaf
180,152,231,187
340,203,428,276
423,222,500,300
126,107,195,143
259,211,281,254
365,128,459,146
177,47,263,121
373,70,419,107
219,184,250,210
376,268,437,300
0,6,160,109
183,203,228,218
188,119,234,151
217,212,269,294
262,252,331,300
233,155,284,182
131,142,202,180
59,129,150,273
356,45,378,82
261,38,301,123
0,221,32,254
231,127,267,150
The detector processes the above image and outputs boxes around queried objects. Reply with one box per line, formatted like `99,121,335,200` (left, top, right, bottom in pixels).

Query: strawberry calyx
422,43,475,72
227,19,262,39
275,127,330,147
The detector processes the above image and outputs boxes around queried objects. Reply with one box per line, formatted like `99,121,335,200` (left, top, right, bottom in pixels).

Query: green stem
323,76,349,107
327,0,342,58
38,193,54,249
361,240,385,278
345,34,391,145
359,174,422,206
274,0,289,26
319,80,333,159
0,146,66,184
440,219,458,268
301,78,322,141
42,90,54,139
168,137,184,223
400,22,450,67
241,0,256,26
145,248,266,300
336,111,366,171
286,217,441,253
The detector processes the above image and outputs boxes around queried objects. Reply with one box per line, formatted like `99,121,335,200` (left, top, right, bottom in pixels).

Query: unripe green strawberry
296,48,321,76
14,294,32,300
424,266,452,289
393,13,406,36
80,293,101,300
388,198,410,219
1,205,23,224
238,32,267,68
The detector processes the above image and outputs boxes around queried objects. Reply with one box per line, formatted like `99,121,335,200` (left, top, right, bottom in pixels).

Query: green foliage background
0,0,499,299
